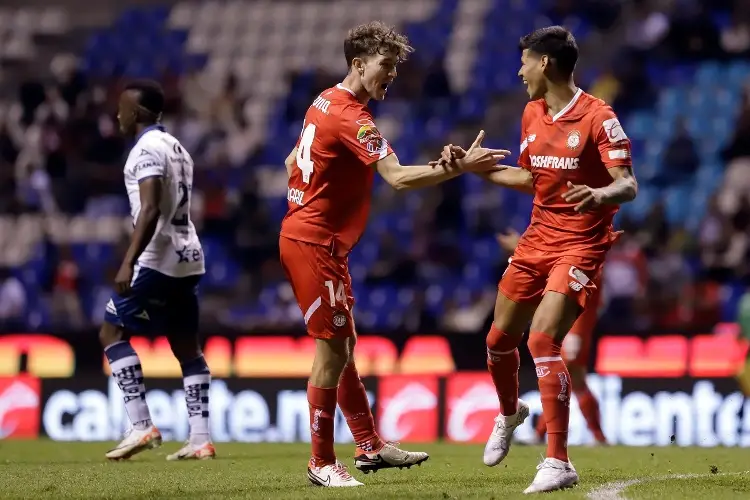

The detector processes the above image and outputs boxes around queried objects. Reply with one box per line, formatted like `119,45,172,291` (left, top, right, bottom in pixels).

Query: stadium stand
0,0,749,335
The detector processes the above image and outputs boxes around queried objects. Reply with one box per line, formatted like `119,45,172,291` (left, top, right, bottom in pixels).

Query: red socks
307,384,337,467
338,363,383,452
575,386,606,443
486,324,522,416
535,385,607,444
527,332,570,462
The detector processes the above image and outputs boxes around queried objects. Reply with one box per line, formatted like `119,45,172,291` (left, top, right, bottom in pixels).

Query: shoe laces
536,457,567,471
331,461,353,479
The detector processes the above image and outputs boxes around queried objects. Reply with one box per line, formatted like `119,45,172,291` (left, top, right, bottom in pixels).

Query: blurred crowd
1,0,750,335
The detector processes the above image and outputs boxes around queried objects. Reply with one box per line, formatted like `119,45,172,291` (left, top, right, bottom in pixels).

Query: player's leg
532,302,606,445
164,275,215,461
100,270,162,460
279,236,362,487
562,300,606,445
483,257,540,466
522,261,600,493
341,332,429,473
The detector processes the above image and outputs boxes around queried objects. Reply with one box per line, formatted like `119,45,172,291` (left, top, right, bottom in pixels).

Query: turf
0,441,748,499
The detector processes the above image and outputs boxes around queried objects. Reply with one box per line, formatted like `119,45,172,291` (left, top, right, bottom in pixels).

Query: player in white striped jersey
100,80,214,461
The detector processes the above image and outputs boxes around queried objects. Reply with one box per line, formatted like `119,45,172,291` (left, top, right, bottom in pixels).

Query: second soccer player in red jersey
279,21,508,488
439,26,637,493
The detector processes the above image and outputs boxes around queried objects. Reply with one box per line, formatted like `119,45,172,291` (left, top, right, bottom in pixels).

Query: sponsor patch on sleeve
608,149,630,160
602,117,628,143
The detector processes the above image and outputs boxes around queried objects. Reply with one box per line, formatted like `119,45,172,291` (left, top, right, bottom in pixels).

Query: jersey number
171,181,189,226
296,123,316,184
324,280,346,307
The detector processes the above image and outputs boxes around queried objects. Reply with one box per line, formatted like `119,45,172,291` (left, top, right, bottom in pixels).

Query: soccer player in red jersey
279,21,508,488
496,230,607,447
439,26,637,493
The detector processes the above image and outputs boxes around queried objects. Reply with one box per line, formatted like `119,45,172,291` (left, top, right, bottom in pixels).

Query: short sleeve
592,106,633,170
131,147,166,182
517,107,532,170
339,110,394,166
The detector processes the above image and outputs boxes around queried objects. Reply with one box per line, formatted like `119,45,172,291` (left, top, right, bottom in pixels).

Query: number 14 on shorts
324,280,347,308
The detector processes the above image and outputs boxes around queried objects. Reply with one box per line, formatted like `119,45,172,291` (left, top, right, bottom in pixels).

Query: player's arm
115,153,165,295
434,146,534,194
475,166,534,194
376,130,508,191
284,147,297,179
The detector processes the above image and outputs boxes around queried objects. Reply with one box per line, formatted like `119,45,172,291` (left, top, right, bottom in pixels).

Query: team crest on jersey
332,311,348,328
566,130,581,150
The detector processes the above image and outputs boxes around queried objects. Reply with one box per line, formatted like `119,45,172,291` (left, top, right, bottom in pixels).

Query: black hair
124,79,165,117
519,26,579,78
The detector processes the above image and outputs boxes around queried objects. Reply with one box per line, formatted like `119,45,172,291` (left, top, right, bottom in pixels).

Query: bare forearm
599,175,637,204
124,206,160,266
284,148,297,179
389,164,463,190
477,167,534,194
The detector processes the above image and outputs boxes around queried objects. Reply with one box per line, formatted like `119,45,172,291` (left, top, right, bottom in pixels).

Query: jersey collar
549,88,583,123
336,83,357,97
135,124,165,142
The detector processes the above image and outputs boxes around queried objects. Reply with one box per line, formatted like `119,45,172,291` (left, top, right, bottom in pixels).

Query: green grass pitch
1,441,748,499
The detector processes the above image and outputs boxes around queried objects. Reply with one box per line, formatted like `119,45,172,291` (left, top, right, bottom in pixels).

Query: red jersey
280,85,393,256
517,90,632,258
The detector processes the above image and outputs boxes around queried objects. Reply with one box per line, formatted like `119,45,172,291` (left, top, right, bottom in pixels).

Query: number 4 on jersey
296,122,315,184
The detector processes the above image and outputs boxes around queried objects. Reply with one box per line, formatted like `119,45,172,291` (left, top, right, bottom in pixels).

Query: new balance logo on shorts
569,281,583,292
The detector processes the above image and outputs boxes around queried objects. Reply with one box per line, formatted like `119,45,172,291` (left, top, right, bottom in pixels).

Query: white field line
587,471,750,500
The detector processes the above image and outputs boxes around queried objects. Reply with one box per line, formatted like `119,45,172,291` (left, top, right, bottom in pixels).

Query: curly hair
344,21,414,67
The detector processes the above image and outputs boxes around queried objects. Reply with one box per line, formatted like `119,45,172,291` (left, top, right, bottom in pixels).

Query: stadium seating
4,0,748,330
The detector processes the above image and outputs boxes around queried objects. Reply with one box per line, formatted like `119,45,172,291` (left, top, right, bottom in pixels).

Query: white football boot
307,460,364,487
484,399,530,466
523,458,579,494
106,425,162,460
354,442,429,473
166,441,216,461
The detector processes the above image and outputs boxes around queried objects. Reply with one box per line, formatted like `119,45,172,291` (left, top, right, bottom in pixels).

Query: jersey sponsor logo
566,129,581,150
378,376,438,442
175,245,203,263
608,149,630,160
530,155,580,170
133,161,160,174
603,117,628,143
0,376,41,439
527,134,536,143
311,95,331,114
287,187,305,205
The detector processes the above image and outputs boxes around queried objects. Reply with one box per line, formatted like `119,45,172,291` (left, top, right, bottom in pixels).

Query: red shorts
562,288,601,368
279,236,355,340
499,242,602,311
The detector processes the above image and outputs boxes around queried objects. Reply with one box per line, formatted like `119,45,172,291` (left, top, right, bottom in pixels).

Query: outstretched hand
429,130,510,173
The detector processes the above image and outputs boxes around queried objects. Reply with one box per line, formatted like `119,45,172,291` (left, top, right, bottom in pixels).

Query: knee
568,365,586,387
486,324,522,353
99,323,123,348
527,331,560,358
